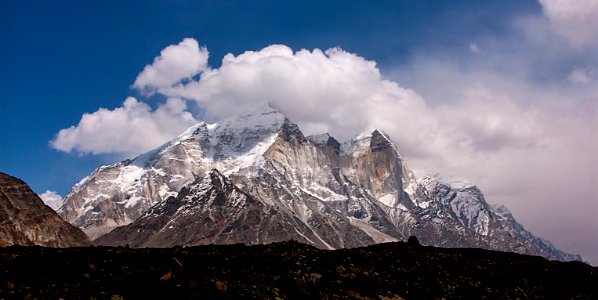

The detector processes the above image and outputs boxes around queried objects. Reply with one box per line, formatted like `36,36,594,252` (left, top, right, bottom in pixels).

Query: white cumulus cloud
51,97,198,155
156,44,430,143
136,39,544,161
133,38,209,94
38,190,63,211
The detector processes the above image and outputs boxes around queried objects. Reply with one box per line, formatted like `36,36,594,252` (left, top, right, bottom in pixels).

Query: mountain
61,105,580,261
59,105,291,239
0,172,91,247
95,169,351,248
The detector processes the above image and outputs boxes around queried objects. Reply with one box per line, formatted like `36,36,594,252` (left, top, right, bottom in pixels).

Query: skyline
1,0,596,263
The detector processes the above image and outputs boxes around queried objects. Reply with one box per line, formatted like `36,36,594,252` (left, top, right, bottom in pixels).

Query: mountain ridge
59,105,582,261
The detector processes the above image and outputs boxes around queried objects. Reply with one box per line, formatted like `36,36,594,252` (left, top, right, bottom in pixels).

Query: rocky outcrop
0,172,91,247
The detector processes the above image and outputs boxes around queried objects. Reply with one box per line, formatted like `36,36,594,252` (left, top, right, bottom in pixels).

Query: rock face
95,169,352,248
0,172,91,247
62,105,581,261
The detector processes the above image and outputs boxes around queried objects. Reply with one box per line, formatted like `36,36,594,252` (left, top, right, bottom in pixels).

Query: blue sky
1,0,539,194
0,1,540,194
1,0,597,263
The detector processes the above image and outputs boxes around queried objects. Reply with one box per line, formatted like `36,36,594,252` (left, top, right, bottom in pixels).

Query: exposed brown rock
0,172,90,247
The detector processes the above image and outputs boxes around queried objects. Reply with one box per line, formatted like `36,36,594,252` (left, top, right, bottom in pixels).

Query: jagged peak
178,169,232,200
308,133,341,146
226,103,283,122
419,174,476,190
307,133,341,154
279,118,306,142
370,129,394,152
208,168,223,176
164,104,286,143
353,128,376,141
254,103,282,114
307,133,332,145
342,128,400,155
371,128,390,139
129,105,288,164
205,105,285,136
490,204,512,217
350,128,389,140
208,168,228,189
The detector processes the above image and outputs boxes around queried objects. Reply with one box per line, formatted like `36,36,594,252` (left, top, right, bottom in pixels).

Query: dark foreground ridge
1,239,596,299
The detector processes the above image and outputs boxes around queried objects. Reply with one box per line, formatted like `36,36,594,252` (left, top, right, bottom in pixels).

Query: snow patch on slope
349,218,399,244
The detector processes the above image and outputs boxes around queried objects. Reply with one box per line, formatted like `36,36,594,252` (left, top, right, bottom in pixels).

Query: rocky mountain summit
0,172,90,247
60,105,580,261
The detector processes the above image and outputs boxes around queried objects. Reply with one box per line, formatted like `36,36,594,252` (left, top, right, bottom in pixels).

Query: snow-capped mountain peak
59,106,582,262
341,128,400,156
59,105,295,238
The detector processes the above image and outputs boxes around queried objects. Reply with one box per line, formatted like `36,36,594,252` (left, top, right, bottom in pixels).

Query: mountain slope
95,169,343,248
0,172,91,247
61,105,581,261
59,105,286,239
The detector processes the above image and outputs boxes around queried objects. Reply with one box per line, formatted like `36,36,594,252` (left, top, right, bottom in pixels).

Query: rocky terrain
0,238,596,299
94,169,328,248
0,172,91,247
60,105,580,261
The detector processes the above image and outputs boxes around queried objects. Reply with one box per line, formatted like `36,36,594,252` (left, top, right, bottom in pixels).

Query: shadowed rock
0,172,90,247
0,240,595,299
